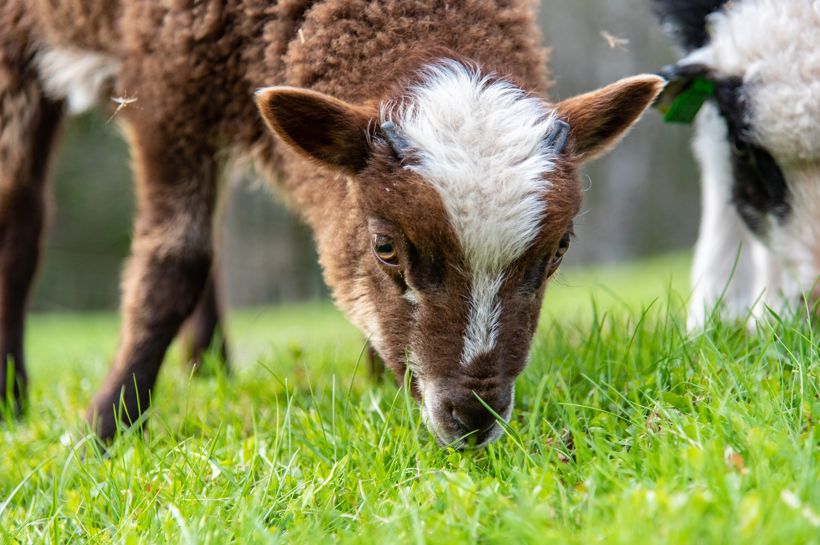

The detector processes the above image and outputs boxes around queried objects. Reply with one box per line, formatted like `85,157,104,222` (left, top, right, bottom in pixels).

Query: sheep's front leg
86,134,218,441
180,268,230,374
0,77,63,415
688,104,757,330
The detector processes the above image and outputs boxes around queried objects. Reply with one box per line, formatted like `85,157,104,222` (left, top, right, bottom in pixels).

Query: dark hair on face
649,0,733,51
711,78,791,235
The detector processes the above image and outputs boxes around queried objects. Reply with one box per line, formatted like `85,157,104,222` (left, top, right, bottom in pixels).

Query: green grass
2,252,818,544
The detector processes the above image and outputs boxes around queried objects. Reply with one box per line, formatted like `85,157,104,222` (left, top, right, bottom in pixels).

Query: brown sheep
0,0,663,447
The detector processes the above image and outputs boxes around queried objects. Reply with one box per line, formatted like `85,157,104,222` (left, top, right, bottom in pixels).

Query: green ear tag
661,77,715,124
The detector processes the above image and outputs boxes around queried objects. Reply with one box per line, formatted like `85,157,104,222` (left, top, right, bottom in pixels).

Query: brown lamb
0,0,664,447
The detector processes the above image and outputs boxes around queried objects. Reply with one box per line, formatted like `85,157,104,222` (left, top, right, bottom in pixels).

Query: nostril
451,406,498,437
451,408,470,432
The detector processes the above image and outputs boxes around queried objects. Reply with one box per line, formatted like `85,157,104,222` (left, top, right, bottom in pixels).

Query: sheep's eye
546,234,571,278
555,234,571,259
373,234,399,266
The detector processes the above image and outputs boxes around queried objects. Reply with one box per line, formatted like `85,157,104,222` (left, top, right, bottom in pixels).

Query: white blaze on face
460,272,504,365
381,61,561,365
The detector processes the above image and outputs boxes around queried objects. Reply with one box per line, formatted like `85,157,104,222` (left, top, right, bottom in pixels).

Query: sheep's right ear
555,75,666,162
256,87,373,174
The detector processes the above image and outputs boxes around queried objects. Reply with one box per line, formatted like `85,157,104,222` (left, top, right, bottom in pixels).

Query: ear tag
659,76,715,124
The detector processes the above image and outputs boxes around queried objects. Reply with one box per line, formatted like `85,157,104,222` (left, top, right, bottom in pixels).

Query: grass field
2,253,818,544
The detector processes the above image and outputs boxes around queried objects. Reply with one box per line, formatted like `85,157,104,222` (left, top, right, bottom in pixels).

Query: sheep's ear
555,75,666,162
256,86,373,173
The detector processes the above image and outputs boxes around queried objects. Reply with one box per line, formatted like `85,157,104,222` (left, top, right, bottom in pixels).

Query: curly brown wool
1,0,662,445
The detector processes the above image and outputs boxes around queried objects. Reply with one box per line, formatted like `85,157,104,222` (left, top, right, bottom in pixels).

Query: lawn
2,253,818,544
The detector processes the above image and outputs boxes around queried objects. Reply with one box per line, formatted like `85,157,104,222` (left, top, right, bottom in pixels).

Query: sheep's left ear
255,86,373,174
555,75,666,162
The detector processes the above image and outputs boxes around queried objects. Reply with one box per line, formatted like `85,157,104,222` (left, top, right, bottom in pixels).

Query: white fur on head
381,60,560,364
460,272,504,365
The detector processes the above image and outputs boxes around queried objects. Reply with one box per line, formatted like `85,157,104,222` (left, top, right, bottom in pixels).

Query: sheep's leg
688,103,757,330
86,127,218,441
0,66,64,416
180,267,230,374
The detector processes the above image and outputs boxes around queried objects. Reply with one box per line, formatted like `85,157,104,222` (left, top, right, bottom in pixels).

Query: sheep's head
659,0,820,311
257,62,663,448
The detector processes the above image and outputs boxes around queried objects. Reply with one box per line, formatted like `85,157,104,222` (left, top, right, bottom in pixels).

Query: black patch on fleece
712,79,791,236
649,0,733,51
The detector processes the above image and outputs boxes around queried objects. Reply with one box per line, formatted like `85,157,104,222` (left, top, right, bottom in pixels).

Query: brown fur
1,0,662,444
335,144,582,441
0,0,63,414
555,75,667,162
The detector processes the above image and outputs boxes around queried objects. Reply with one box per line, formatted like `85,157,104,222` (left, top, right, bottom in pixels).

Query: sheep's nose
423,382,514,447
450,399,505,445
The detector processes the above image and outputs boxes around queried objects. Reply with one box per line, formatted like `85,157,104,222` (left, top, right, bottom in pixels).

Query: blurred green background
31,0,697,311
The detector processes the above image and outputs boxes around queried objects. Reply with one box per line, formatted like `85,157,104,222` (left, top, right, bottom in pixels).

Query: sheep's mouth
419,382,513,449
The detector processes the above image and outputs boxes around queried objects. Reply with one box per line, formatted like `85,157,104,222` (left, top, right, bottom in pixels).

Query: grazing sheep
1,0,662,447
651,0,820,329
